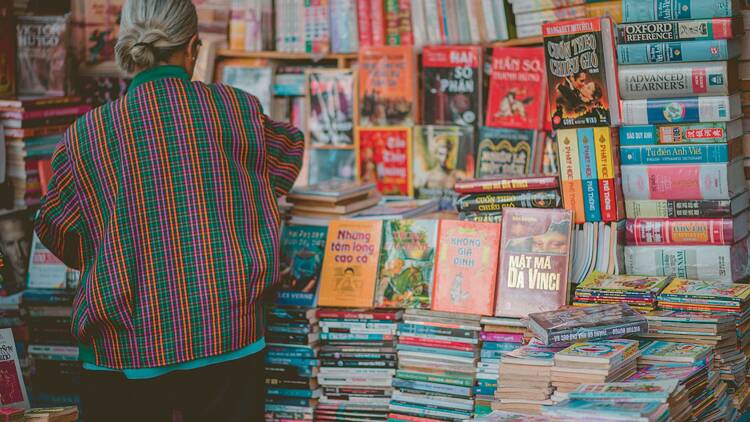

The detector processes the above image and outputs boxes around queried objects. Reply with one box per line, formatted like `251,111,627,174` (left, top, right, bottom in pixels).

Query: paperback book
306,69,355,147
485,47,547,130
277,225,328,307
412,125,474,203
359,46,416,127
0,328,28,409
357,127,412,197
475,127,536,178
421,45,482,127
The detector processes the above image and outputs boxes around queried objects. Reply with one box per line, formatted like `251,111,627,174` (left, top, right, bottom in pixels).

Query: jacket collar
129,65,190,91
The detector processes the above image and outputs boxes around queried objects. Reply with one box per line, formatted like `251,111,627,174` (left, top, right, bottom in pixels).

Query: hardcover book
617,18,740,44
625,213,748,245
495,208,573,318
621,94,742,125
374,219,438,309
543,17,620,129
617,39,741,65
619,61,737,100
0,328,28,409
620,160,746,200
421,45,482,127
624,242,749,282
413,125,474,203
620,120,743,145
317,220,384,308
453,175,559,195
622,0,738,22
306,69,355,147
432,220,502,316
475,127,536,178
277,225,328,307
356,127,412,197
358,46,416,127
17,15,72,96
485,47,546,130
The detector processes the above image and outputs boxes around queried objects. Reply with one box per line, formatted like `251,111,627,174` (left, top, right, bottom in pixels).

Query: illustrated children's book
277,225,328,307
357,127,412,197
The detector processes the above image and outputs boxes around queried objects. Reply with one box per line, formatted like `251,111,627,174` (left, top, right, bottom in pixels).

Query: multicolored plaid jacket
35,66,304,369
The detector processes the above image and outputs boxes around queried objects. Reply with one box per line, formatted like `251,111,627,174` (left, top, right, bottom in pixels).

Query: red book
38,158,52,196
1,104,92,121
432,220,502,316
495,208,573,318
397,0,413,45
626,214,747,246
0,408,23,422
356,0,372,47
485,47,547,130
0,95,81,111
453,175,559,195
371,1,386,46
4,124,68,139
480,332,525,343
316,308,402,321
398,335,476,351
386,413,444,422
356,127,412,197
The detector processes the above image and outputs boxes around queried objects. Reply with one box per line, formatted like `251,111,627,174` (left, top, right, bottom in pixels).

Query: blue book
620,120,742,146
474,386,496,396
577,128,602,222
620,141,738,165
622,95,741,125
264,357,320,368
266,388,318,398
276,225,327,307
623,0,737,22
481,342,522,352
617,39,740,64
391,378,473,397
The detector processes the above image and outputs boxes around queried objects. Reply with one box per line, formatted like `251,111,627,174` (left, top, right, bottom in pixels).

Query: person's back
34,0,303,420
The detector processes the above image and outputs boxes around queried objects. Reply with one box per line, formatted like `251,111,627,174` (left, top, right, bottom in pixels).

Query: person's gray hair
115,0,198,73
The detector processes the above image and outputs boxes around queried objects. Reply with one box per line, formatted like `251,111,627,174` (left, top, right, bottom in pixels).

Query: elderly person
34,0,304,420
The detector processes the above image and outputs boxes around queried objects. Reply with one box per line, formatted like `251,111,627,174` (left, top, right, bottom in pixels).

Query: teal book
577,128,601,222
617,40,740,64
623,0,738,22
277,225,328,307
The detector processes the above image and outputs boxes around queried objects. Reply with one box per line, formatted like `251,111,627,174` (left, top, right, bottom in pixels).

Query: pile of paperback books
628,363,719,419
573,272,672,311
492,344,558,415
389,309,480,421
315,308,401,421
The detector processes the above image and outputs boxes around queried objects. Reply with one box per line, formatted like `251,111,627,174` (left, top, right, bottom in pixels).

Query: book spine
578,128,602,222
626,218,735,245
624,199,737,218
317,310,399,320
320,359,396,367
514,5,586,27
621,161,743,200
622,95,740,125
385,0,400,45
594,127,620,222
619,62,732,100
398,0,413,45
455,190,562,213
618,40,735,65
396,370,474,387
511,0,586,14
410,0,427,48
398,336,475,351
548,320,648,346
453,176,559,194
398,324,478,339
620,122,735,145
620,141,740,165
371,0,386,46
624,243,747,282
356,0,373,47
391,378,472,397
617,19,737,44
5,105,91,120
622,0,736,22
557,129,586,224
479,332,524,343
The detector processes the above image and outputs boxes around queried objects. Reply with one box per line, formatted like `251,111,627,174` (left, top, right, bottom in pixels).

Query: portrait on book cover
0,212,33,296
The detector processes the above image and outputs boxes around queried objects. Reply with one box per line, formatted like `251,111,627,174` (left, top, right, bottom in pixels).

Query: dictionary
617,39,741,65
616,18,741,44
622,94,742,125
622,0,739,22
495,208,573,318
624,191,750,219
619,120,743,145
620,137,743,165
625,212,749,245
619,61,738,100
624,241,749,282
620,159,746,200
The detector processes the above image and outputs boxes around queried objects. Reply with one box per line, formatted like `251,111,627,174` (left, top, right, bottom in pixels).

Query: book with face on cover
358,46,416,127
413,125,474,204
495,208,573,318
0,329,28,409
485,47,547,130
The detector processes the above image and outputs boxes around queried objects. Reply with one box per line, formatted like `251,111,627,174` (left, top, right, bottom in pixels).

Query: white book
0,329,29,409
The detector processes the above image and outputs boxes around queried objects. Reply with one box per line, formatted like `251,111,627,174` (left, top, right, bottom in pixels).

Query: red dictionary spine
316,309,400,320
626,218,735,245
398,336,475,351
453,175,559,194
371,1,386,46
356,0,372,47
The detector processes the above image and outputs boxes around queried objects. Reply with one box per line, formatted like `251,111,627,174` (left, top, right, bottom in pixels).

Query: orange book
431,220,502,316
317,220,384,308
358,46,417,127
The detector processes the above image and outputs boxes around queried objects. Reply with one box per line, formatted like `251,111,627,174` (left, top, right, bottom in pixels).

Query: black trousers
80,351,266,422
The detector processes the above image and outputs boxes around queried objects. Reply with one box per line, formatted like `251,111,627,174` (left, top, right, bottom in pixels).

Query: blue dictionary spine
623,0,735,22
617,39,737,64
620,126,659,146
620,143,732,165
577,128,602,221
622,95,740,125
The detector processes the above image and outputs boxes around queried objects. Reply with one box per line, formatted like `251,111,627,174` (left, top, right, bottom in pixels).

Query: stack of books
573,272,672,311
315,308,401,421
550,339,640,401
618,0,748,283
0,96,91,208
542,379,690,422
473,316,526,416
453,175,561,223
741,8,750,189
389,309,480,421
508,0,622,39
285,180,380,226
264,307,320,422
21,289,80,407
492,345,558,415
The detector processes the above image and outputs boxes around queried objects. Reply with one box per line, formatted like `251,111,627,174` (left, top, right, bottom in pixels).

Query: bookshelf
216,49,358,68
490,36,543,48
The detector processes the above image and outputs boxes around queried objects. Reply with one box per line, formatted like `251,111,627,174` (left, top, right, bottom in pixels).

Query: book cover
528,304,648,346
658,277,750,301
543,400,667,420
617,18,739,44
475,127,536,178
569,380,679,400
622,0,738,22
593,127,623,222
0,0,15,98
221,64,273,114
304,0,330,54
626,214,746,245
26,233,69,290
495,208,573,318
578,128,601,222
277,225,328,307
355,0,373,47
619,61,736,100
639,340,711,363
543,17,617,129
620,120,743,145
358,46,416,127
620,160,745,200
318,220,384,308
556,129,586,223
432,220,502,316
624,242,749,282
356,127,412,197
421,45,482,127
413,125,474,203
0,328,28,409
455,190,562,213
622,94,742,125
453,175,559,195
485,47,546,130
620,139,742,165
617,39,741,65
17,15,71,96
578,272,672,295
624,193,750,219
555,339,639,364
308,149,356,185
374,219,438,309
329,0,359,53
627,365,703,382
306,69,355,147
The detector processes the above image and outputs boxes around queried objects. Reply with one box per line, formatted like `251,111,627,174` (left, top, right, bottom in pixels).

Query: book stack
550,339,640,402
388,309,480,422
508,0,622,39
284,180,381,226
473,316,526,417
264,307,321,422
0,97,91,208
21,289,80,407
314,308,401,421
453,175,561,223
572,272,672,311
617,0,749,282
542,379,690,422
491,345,558,415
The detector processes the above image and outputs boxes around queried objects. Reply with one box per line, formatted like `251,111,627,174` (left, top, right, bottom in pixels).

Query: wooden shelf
217,50,358,61
490,36,543,47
